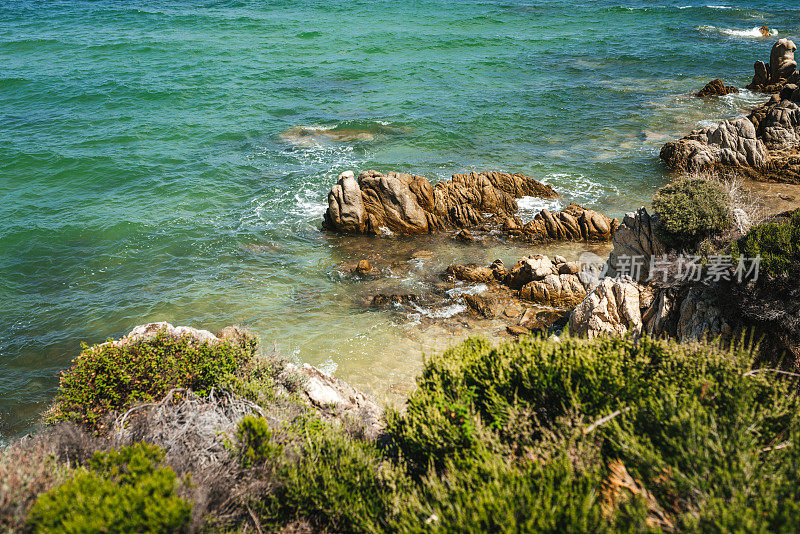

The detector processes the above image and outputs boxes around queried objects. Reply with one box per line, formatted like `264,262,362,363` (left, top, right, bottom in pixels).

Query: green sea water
1,0,798,437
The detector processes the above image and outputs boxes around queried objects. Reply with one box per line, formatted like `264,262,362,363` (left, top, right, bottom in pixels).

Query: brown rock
696,79,739,97
447,263,495,283
353,259,372,274
521,203,618,242
506,325,530,336
464,293,500,318
503,304,523,318
559,261,580,275
456,229,475,243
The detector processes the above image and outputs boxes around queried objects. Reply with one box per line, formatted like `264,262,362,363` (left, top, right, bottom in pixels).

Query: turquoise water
1,0,797,436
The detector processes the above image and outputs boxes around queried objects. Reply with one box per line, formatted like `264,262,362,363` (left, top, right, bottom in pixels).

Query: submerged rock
696,79,739,97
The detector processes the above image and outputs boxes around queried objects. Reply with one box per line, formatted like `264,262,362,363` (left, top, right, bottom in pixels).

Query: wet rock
489,259,508,281
505,255,556,289
696,79,739,97
353,259,372,274
323,170,557,235
370,294,418,307
456,229,475,243
464,293,501,318
503,304,523,319
447,263,495,283
520,308,570,331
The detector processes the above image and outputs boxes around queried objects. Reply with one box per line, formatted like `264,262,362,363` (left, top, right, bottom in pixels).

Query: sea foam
698,25,778,38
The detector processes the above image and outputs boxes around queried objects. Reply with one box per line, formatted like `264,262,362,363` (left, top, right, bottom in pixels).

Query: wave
517,196,563,223
698,25,778,38
280,120,409,146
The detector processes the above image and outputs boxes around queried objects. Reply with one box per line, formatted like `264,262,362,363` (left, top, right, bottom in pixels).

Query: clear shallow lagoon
1,0,797,436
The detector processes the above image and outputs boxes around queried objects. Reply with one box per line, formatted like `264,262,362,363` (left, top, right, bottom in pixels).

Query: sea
1,0,797,437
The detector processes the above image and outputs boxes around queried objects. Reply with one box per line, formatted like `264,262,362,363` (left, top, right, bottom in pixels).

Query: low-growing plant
27,442,191,533
652,177,733,250
47,330,257,431
236,415,282,467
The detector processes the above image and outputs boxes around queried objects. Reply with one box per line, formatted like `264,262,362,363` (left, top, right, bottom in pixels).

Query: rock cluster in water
323,169,617,241
747,38,799,94
661,45,800,184
696,79,739,97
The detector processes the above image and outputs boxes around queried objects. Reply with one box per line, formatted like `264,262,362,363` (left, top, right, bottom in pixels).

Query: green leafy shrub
726,210,800,361
652,177,732,250
236,415,283,467
27,443,191,533
731,209,800,284
47,330,257,431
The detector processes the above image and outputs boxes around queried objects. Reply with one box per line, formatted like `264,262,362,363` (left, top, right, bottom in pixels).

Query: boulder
323,170,557,236
513,203,618,242
116,322,219,346
568,278,650,338
747,39,799,93
676,286,731,342
289,363,383,439
696,79,739,97
519,273,587,309
605,208,667,283
464,293,501,318
447,263,495,283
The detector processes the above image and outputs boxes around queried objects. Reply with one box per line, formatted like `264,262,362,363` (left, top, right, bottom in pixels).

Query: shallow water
1,0,798,436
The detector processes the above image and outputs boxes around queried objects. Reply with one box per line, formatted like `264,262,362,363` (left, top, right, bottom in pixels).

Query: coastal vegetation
5,328,800,532
651,176,732,251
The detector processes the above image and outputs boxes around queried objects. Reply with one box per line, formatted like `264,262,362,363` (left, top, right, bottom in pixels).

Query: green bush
236,415,283,467
27,443,191,533
731,210,800,284
47,330,257,431
248,334,800,532
652,177,732,250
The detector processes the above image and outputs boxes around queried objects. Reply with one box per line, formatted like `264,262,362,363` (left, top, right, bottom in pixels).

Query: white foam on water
409,302,468,319
706,4,732,9
446,284,488,298
516,196,563,223
540,173,615,207
698,25,778,38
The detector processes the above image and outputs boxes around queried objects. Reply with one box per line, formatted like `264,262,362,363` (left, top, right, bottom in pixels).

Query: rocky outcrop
662,81,800,183
288,363,384,439
448,255,592,309
568,278,651,338
696,79,739,97
747,39,799,93
501,202,619,242
605,208,667,283
323,170,557,235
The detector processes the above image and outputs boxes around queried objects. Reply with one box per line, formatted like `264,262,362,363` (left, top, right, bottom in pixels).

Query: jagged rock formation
323,170,617,241
696,79,739,97
747,39,799,93
323,170,557,235
605,208,667,282
447,255,593,309
568,278,651,338
661,80,800,183
501,202,619,242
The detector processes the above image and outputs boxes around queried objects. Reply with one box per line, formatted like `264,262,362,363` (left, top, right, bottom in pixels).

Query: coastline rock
747,39,799,93
112,322,219,346
568,278,650,338
448,254,595,309
289,362,384,439
696,79,739,97
323,170,557,236
663,40,800,183
464,293,501,318
605,208,667,283
676,286,730,342
503,202,619,242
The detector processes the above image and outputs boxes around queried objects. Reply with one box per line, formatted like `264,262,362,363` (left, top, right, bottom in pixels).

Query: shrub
0,439,69,533
652,177,732,250
726,210,800,362
47,330,257,431
236,416,282,467
27,443,191,533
